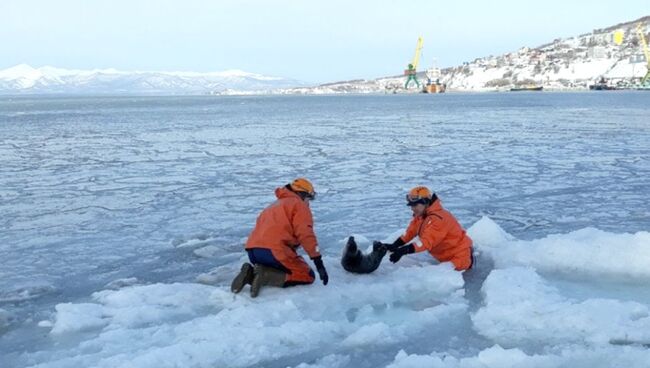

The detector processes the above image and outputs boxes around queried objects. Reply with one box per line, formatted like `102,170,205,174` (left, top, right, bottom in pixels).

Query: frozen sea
1,92,649,367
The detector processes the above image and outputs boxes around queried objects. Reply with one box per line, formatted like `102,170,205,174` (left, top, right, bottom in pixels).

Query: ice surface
1,94,649,367
13,221,650,368
27,260,465,367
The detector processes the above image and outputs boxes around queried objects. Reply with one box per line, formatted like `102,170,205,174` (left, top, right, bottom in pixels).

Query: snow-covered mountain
279,15,650,93
0,64,306,94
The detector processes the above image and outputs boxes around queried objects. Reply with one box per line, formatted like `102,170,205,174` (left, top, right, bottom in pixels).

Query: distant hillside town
277,15,650,94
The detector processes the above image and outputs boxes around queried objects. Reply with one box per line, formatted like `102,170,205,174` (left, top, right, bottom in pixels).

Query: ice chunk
193,245,220,258
0,308,12,330
38,320,54,328
33,257,465,367
0,283,56,303
472,267,650,347
469,217,650,281
467,216,515,247
51,303,108,334
387,344,650,368
292,354,351,368
104,277,139,290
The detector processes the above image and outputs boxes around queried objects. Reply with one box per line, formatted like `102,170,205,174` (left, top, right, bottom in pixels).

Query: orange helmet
406,186,432,206
290,178,316,200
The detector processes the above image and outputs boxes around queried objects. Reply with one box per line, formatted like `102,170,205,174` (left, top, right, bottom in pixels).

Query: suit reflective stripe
412,236,424,248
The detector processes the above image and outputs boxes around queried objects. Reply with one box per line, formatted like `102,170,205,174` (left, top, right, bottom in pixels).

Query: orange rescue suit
400,200,473,271
245,187,320,283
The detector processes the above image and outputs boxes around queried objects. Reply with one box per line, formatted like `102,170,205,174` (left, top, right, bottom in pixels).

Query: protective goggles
305,191,316,200
406,194,429,206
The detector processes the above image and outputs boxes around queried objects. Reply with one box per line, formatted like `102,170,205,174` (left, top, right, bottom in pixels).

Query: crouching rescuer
231,178,329,297
375,186,473,271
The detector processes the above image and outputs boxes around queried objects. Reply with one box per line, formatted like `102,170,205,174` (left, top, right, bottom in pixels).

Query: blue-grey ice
1,93,649,367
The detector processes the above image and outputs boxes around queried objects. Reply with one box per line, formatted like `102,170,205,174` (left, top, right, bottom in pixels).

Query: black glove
312,256,329,285
374,238,405,252
389,244,415,263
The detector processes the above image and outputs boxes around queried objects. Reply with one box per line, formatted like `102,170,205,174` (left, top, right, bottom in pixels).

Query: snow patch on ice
387,343,650,368
291,354,351,368
51,303,108,334
468,216,515,247
193,245,220,258
34,258,465,367
37,320,53,328
473,267,650,347
387,345,553,368
469,217,650,280
388,343,650,368
171,233,212,248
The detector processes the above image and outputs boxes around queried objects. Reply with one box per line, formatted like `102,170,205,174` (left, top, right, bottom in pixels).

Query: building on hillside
630,54,646,63
588,46,607,59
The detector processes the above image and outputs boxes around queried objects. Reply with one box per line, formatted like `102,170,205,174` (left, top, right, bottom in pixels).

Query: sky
1,0,648,83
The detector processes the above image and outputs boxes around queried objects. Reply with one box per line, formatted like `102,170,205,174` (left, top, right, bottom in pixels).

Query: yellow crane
636,23,650,85
404,37,424,89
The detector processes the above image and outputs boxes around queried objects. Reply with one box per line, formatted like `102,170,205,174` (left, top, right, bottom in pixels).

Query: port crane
636,23,650,86
404,37,423,89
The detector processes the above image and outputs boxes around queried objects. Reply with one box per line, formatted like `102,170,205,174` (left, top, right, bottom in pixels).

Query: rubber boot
230,263,254,293
250,264,287,298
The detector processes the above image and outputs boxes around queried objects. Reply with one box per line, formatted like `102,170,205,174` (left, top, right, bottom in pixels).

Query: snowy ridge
0,64,305,94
